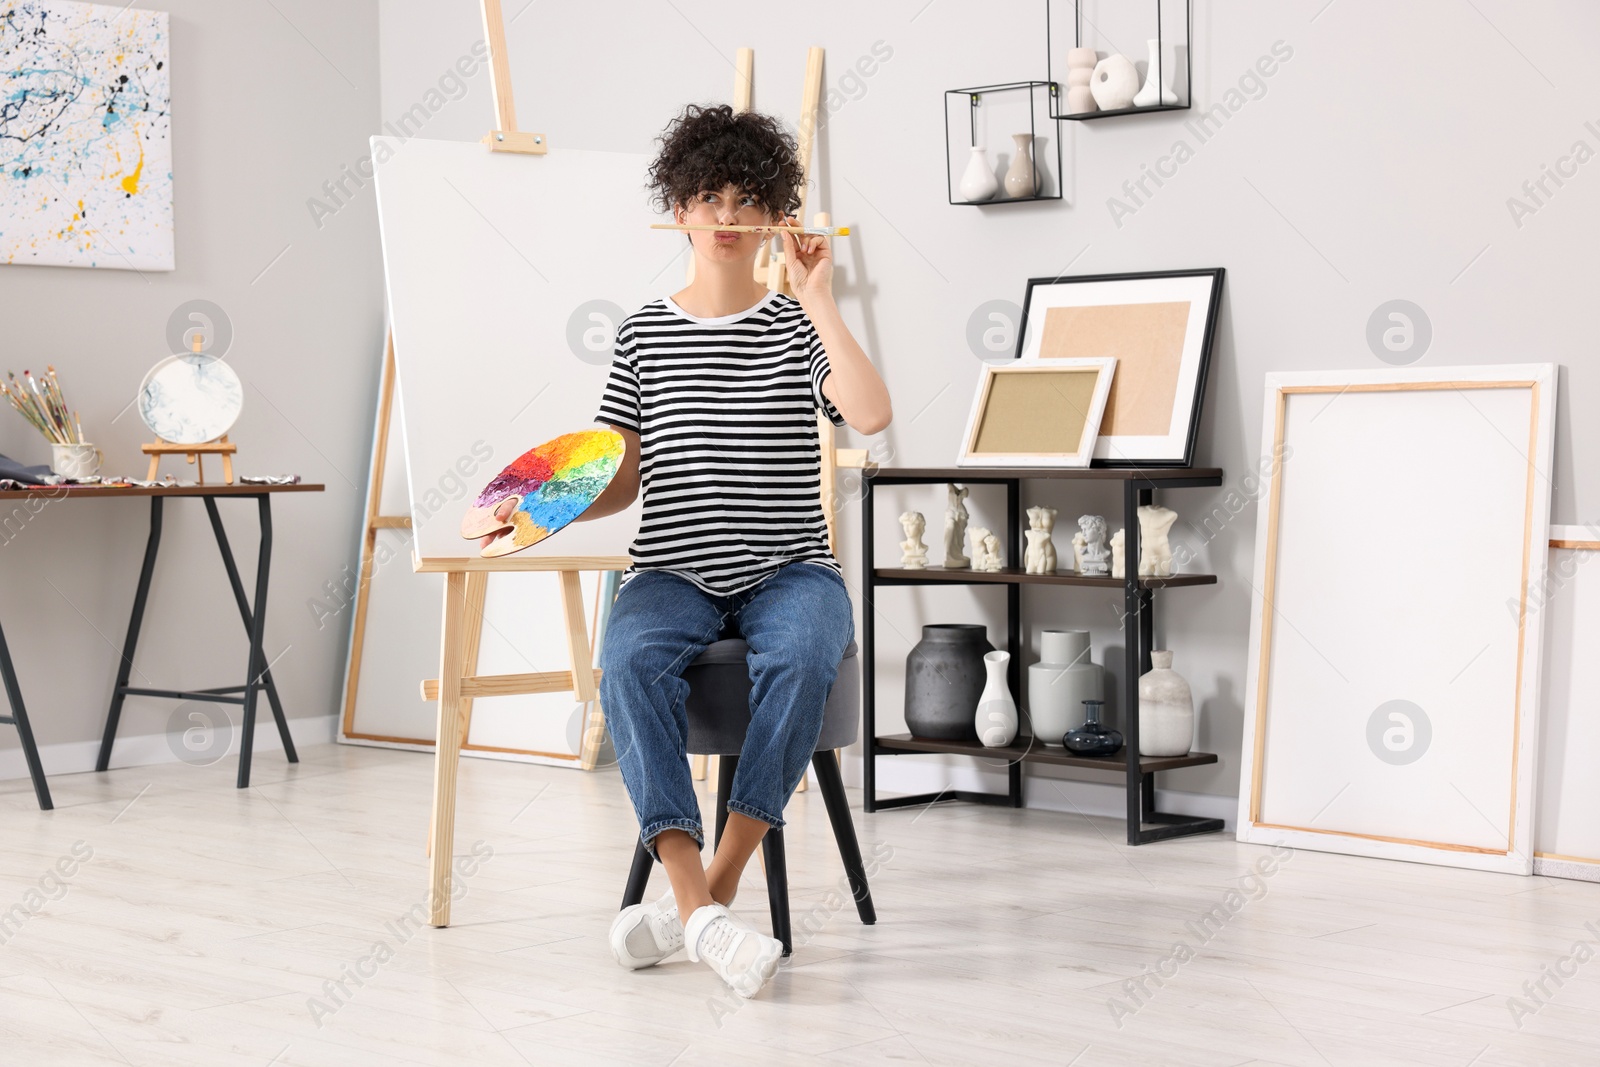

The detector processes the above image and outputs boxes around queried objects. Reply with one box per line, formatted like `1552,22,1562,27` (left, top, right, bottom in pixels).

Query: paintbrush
651,223,851,236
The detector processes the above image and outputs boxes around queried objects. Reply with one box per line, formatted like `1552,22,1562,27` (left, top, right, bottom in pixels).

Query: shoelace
699,917,738,961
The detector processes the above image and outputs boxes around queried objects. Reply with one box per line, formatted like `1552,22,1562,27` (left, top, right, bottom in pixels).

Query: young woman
584,103,891,998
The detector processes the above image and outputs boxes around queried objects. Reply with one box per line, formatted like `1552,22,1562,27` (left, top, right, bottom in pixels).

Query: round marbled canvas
138,355,243,444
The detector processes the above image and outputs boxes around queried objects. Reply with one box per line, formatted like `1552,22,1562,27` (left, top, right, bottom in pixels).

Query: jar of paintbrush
1,366,101,478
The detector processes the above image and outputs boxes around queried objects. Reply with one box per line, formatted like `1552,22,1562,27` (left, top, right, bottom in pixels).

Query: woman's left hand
778,215,832,302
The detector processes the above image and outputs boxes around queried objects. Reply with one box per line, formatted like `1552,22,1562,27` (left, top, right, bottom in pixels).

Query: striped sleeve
593,321,641,432
805,322,847,428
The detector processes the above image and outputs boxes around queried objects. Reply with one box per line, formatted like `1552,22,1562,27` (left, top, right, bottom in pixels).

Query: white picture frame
1235,364,1557,874
1017,270,1222,466
957,357,1116,468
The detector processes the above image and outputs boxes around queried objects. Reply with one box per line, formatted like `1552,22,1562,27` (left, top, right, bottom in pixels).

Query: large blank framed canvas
1236,364,1557,874
1534,525,1600,882
372,137,664,566
1018,269,1223,466
957,358,1115,467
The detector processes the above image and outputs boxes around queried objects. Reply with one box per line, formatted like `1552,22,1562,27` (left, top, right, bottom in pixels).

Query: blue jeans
599,562,854,862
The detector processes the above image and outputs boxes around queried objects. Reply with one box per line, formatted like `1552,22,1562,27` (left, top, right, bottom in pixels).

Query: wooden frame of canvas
1235,364,1556,875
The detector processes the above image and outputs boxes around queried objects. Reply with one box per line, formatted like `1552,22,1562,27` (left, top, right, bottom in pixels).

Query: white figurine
1137,505,1179,577
981,530,1002,571
943,484,970,568
1071,531,1087,574
1110,528,1126,579
1078,514,1110,577
969,525,1002,571
899,511,928,569
1023,506,1058,574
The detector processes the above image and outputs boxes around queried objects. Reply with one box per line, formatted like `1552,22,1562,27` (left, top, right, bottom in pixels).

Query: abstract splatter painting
1,1,172,270
461,429,626,558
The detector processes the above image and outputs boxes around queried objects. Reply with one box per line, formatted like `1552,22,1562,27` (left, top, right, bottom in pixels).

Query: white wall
13,1,1592,809
1,1,382,776
370,0,1600,809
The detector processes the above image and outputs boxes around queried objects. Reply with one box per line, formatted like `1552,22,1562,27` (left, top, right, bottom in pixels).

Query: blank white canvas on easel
1236,364,1557,874
370,136,664,562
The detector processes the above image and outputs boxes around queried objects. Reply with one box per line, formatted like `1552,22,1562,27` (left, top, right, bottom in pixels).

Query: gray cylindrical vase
905,624,993,740
1027,629,1103,745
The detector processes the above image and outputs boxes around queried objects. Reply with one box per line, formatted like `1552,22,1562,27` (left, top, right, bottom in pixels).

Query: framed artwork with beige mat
1535,525,1600,882
1234,364,1557,875
957,357,1116,467
1018,268,1223,467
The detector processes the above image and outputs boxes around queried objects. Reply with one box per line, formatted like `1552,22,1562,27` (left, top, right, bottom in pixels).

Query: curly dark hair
646,103,806,220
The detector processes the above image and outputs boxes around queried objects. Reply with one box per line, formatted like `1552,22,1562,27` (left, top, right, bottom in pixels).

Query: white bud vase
1027,630,1102,746
1003,133,1037,199
1132,38,1179,107
958,145,999,202
976,650,1018,747
1138,649,1194,756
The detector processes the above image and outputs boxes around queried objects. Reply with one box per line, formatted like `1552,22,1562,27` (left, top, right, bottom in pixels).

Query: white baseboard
1533,856,1600,883
0,713,339,782
838,749,1236,830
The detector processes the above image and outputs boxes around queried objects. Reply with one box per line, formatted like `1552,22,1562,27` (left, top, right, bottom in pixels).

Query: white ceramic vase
958,145,999,202
1138,649,1194,757
976,650,1018,747
1004,133,1037,199
1132,38,1179,107
1028,630,1102,745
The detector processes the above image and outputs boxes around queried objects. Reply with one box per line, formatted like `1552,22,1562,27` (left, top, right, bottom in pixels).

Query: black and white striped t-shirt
594,290,846,596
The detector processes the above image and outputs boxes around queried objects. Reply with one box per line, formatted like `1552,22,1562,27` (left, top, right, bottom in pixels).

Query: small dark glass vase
1063,699,1123,756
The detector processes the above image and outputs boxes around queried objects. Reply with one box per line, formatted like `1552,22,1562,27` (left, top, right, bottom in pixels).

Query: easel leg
236,496,273,789
204,497,297,764
558,571,602,769
428,571,468,927
97,497,164,772
0,621,51,810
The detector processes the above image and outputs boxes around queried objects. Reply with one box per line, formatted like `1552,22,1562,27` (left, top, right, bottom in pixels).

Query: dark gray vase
905,624,994,740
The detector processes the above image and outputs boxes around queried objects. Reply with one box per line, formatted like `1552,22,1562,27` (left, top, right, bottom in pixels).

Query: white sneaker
683,903,783,998
609,891,684,970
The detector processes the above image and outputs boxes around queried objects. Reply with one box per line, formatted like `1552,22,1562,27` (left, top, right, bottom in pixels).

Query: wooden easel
688,46,868,794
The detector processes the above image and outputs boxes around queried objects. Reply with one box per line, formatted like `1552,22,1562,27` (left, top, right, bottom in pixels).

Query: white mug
51,442,104,479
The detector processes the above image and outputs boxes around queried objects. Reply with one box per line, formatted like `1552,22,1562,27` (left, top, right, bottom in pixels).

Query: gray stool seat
620,636,876,954
684,638,860,755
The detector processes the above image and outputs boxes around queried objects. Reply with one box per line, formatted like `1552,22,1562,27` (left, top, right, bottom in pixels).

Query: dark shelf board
950,194,1064,206
865,466,1222,485
876,733,1219,773
874,566,1216,589
1056,103,1192,122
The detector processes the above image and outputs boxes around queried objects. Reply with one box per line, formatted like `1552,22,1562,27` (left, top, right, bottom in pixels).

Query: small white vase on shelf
1138,649,1194,757
958,145,999,202
1028,630,1102,745
1133,38,1179,107
976,650,1018,747
1004,133,1037,199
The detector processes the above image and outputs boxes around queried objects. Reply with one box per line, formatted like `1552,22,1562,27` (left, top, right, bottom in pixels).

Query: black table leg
96,497,164,773
237,496,273,789
0,620,51,810
203,497,296,764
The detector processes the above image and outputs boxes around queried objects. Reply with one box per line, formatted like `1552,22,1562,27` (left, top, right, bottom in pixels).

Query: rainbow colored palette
460,429,625,557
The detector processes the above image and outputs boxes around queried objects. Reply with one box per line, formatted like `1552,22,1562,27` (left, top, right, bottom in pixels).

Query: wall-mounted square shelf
943,81,1063,205
1047,0,1192,121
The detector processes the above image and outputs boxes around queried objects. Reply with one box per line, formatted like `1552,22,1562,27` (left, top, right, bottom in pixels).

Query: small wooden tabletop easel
142,336,238,484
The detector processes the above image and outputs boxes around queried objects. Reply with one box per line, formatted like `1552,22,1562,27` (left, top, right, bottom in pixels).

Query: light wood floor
2,742,1599,1065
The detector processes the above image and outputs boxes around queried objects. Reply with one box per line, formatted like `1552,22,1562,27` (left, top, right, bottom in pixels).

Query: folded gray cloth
0,453,60,486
